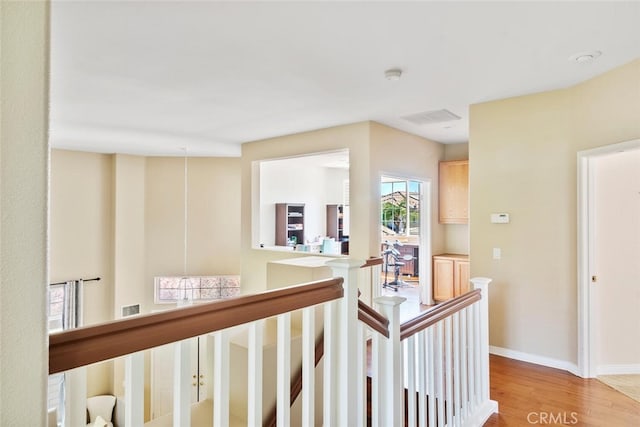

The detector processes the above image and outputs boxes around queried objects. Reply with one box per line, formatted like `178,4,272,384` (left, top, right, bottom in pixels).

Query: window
48,284,65,333
381,178,421,237
154,276,241,304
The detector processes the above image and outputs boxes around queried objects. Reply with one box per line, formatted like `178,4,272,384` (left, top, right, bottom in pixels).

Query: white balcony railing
49,259,497,426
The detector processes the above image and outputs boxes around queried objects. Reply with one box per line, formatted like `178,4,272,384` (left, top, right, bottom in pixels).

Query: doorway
577,138,640,378
379,176,432,306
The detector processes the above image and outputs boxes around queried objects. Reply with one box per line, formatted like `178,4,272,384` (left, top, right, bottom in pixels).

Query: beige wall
470,59,640,365
369,122,446,255
241,121,445,305
50,150,115,395
443,143,469,254
49,152,241,417
145,156,242,312
241,122,372,294
0,1,49,424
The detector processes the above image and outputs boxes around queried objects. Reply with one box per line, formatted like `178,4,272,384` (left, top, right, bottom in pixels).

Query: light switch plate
493,248,501,260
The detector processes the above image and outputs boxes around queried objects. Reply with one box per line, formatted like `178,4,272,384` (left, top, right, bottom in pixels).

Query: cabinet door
454,260,470,296
439,160,469,224
433,258,454,301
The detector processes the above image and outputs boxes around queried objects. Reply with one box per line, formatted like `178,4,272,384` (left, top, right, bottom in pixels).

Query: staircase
49,259,497,426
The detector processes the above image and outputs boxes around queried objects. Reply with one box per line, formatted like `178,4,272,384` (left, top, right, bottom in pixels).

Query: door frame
378,174,433,305
577,138,640,378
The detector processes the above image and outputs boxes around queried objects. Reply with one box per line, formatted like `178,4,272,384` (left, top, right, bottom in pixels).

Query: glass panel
381,180,407,235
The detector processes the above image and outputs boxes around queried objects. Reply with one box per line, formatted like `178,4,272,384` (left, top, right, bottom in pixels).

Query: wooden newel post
327,258,364,427
374,295,406,427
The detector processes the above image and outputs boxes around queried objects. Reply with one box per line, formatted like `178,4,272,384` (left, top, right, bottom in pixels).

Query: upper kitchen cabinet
439,160,469,224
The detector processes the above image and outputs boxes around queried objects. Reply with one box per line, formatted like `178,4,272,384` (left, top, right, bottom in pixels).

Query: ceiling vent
401,109,461,126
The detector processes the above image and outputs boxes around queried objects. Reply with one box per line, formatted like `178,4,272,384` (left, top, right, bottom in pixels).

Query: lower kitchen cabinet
433,254,470,301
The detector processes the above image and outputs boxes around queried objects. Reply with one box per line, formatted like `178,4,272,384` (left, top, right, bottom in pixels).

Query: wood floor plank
485,354,640,426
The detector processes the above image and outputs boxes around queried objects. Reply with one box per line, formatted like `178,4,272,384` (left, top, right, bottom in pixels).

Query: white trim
461,399,499,427
577,138,640,378
597,364,640,376
489,346,579,376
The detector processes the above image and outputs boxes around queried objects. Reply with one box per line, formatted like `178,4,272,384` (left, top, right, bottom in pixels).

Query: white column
63,367,87,427
374,295,406,427
124,352,144,427
470,277,492,404
327,258,364,427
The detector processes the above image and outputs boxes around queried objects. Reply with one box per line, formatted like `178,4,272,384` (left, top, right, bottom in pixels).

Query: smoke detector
569,50,602,63
384,69,403,81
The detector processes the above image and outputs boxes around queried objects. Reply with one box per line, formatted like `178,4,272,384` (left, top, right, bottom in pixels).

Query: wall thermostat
491,213,510,224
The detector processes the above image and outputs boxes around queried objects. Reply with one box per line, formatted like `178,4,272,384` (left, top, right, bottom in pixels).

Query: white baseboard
597,364,640,375
462,399,499,427
490,346,580,376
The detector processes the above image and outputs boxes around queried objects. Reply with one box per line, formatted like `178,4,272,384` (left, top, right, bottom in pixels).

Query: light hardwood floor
485,355,640,426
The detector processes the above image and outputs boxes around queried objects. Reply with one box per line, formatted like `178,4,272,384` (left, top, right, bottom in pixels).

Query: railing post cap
326,258,364,269
470,277,493,286
374,296,407,307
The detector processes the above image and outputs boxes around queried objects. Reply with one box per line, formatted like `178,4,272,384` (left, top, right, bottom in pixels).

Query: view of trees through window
381,179,420,236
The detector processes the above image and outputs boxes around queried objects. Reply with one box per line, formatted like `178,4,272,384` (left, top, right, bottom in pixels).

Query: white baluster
473,303,481,407
124,352,144,427
173,340,190,427
248,320,264,426
445,317,453,427
277,312,291,427
435,322,444,427
327,258,364,427
323,299,339,427
371,322,381,427
467,304,476,411
357,321,366,427
427,327,436,427
460,309,469,421
63,366,87,427
302,307,315,426
213,330,230,427
417,332,427,426
406,336,417,427
374,295,406,427
453,312,461,427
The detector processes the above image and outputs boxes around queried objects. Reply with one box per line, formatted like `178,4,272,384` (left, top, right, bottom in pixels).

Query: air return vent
122,303,140,317
401,109,461,126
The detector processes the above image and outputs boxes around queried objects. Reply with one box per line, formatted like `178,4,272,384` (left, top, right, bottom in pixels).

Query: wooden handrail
361,256,383,268
400,289,481,341
358,300,390,338
49,278,344,374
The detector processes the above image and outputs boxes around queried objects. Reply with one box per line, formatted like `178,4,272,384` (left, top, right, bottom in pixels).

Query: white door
592,150,640,375
150,336,208,419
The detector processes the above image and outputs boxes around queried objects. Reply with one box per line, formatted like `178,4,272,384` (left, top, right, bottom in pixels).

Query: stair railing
371,277,498,427
49,275,346,426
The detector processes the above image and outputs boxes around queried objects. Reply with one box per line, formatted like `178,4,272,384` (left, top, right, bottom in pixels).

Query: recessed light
384,68,402,81
569,50,602,63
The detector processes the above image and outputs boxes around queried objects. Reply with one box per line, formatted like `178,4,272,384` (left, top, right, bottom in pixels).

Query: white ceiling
50,1,640,157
